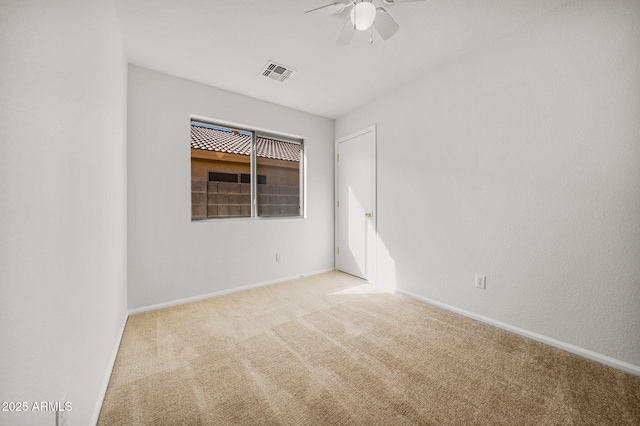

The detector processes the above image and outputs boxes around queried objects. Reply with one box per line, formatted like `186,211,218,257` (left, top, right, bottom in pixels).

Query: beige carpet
98,271,640,425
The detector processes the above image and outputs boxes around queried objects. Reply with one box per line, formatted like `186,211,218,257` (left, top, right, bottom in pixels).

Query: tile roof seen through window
191,122,300,162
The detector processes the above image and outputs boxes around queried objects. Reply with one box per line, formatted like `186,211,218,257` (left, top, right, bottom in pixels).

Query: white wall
0,1,128,425
336,0,640,370
127,66,334,310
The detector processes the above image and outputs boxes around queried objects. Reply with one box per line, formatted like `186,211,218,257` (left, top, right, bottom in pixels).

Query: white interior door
336,126,376,280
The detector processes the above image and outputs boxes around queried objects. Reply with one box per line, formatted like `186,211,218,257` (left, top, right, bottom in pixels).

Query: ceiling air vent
261,61,295,83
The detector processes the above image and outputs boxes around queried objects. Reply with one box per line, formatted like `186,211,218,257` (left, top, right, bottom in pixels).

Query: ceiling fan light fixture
350,2,376,31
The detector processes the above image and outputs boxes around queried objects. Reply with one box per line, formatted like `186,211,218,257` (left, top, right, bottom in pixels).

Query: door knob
365,212,372,217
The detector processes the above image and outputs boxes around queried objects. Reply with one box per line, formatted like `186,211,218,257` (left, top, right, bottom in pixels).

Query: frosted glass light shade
350,2,376,31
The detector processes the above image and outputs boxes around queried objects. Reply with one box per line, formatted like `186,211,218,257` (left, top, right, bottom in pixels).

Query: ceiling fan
305,0,425,46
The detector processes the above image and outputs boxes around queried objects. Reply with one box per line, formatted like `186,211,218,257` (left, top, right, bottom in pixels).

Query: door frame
335,124,377,283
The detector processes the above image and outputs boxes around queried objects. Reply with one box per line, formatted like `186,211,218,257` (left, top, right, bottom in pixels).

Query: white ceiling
113,0,568,119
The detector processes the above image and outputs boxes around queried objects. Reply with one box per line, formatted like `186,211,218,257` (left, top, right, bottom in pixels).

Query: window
191,120,303,220
207,172,267,184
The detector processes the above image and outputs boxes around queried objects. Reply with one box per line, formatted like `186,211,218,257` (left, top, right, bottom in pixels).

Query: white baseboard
397,289,640,377
91,312,128,425
128,268,336,315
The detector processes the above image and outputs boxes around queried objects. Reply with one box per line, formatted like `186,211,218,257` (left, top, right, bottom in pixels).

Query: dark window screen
209,172,238,183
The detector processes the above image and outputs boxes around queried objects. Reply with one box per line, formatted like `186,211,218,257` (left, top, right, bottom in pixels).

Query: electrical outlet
56,392,68,426
56,409,68,426
475,275,486,289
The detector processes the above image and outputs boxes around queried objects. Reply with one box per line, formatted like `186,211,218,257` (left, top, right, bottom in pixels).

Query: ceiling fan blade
305,2,350,16
373,8,400,40
336,18,355,46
